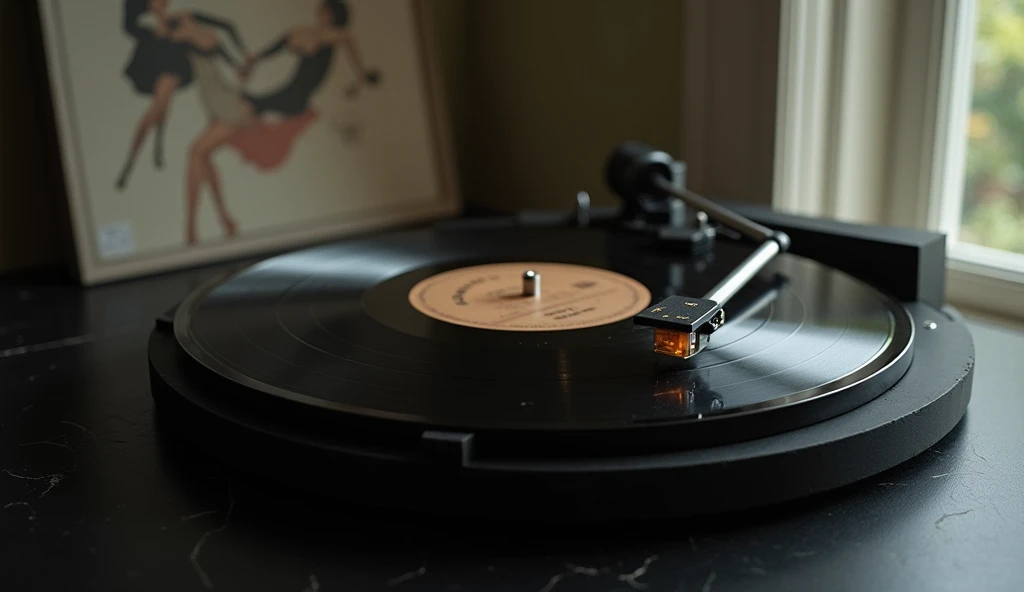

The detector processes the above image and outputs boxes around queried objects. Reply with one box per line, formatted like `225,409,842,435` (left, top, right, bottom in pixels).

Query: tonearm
606,142,791,358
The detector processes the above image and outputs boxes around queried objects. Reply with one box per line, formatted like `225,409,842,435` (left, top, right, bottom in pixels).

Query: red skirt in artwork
228,110,317,171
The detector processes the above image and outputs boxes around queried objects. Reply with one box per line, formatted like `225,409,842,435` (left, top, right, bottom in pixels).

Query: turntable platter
171,226,912,453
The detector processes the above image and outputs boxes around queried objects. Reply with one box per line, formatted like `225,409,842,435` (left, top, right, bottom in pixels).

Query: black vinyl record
170,225,913,456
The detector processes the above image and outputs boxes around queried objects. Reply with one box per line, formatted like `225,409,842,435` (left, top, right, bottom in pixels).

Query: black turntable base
149,220,974,519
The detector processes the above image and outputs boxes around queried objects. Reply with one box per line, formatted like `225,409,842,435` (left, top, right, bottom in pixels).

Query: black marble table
2,264,1022,591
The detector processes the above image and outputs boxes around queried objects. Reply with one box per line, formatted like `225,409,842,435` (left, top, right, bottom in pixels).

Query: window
956,0,1024,263
936,0,1024,317
771,0,1024,319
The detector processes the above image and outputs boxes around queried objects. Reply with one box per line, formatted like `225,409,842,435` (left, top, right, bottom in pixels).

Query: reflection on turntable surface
174,226,913,453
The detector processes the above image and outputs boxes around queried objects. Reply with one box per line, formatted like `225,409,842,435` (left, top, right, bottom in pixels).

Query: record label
407,262,652,331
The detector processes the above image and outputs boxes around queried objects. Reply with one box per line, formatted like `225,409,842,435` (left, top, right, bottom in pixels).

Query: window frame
771,0,1024,320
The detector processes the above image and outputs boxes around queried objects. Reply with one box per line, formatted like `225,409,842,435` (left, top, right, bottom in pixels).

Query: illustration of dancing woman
183,0,378,245
117,0,249,190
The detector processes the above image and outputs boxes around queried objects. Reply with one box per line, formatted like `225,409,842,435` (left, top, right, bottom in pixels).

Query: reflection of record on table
150,223,972,518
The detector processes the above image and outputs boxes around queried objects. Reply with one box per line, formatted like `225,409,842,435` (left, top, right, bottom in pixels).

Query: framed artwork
38,0,459,284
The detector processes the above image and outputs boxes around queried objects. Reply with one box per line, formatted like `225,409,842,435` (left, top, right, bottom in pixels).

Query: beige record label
408,262,652,331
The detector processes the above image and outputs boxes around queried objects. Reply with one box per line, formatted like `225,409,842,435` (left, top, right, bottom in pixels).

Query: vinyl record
170,225,913,455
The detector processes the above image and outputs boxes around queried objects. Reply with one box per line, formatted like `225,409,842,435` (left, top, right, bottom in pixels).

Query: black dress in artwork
122,14,192,94
122,9,247,95
243,37,336,116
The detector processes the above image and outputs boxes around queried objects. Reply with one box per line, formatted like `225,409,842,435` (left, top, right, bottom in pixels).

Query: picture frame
38,0,459,284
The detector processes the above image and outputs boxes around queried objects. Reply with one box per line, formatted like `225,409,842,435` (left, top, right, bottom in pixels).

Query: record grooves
149,221,973,519
173,226,911,448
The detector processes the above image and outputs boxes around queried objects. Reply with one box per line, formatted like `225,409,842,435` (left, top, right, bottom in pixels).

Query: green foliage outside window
963,0,1024,253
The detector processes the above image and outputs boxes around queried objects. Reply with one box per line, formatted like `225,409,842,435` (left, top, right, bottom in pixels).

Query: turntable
148,144,973,519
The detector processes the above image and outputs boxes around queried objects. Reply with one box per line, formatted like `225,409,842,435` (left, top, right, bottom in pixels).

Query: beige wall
431,0,778,213
432,0,684,212
681,0,779,206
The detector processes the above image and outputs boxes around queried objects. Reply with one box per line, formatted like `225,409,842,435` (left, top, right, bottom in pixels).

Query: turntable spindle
523,270,540,297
